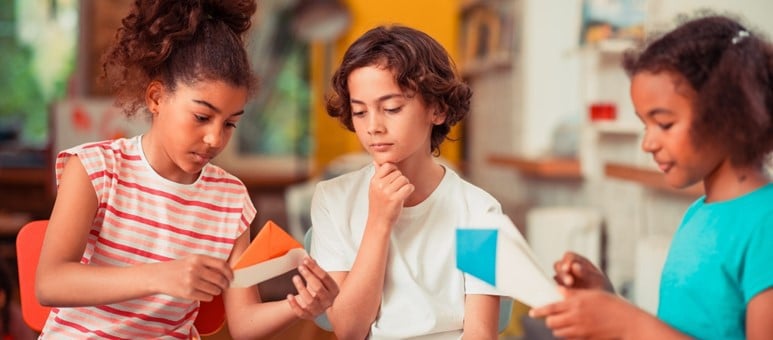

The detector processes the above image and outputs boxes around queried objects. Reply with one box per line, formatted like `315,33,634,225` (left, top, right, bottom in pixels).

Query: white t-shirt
310,164,503,339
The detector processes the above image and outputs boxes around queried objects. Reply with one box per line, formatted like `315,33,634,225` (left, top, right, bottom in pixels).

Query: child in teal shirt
530,14,773,339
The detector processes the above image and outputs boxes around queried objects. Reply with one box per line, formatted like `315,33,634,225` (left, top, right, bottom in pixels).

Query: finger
301,258,336,291
561,273,575,287
571,262,584,278
529,301,564,318
386,174,410,191
197,266,231,292
298,264,325,298
396,183,415,198
552,325,584,339
286,294,312,319
194,276,225,297
199,257,234,284
291,274,316,310
544,312,575,330
374,162,397,178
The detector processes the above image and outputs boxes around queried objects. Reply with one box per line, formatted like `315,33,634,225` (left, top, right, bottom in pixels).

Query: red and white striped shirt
41,136,256,339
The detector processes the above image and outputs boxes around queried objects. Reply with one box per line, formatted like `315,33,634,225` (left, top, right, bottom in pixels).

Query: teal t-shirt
658,183,773,339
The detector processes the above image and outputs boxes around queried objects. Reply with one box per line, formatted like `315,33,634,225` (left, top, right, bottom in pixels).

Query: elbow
35,274,57,307
329,318,370,340
35,269,68,307
334,329,369,340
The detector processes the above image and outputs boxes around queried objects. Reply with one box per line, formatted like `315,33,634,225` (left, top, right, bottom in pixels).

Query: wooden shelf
234,172,308,193
604,162,704,198
488,154,582,180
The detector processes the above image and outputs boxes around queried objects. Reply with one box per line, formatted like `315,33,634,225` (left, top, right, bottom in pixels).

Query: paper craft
231,220,307,288
456,212,561,308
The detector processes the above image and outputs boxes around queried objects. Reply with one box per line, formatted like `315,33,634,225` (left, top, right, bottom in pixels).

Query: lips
192,152,215,163
656,161,673,173
369,143,393,152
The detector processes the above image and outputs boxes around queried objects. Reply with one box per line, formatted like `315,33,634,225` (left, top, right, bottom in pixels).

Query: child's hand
156,254,233,301
529,288,635,339
553,252,614,292
368,162,415,227
287,257,340,320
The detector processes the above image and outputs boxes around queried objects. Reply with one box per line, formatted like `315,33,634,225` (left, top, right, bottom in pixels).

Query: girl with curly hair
531,14,773,340
36,1,338,338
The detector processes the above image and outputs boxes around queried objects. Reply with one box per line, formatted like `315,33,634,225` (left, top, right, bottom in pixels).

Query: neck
142,132,198,184
393,155,446,207
703,159,769,202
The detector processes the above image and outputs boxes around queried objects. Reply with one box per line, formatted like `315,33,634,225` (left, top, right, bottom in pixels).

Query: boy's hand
368,162,414,227
553,252,614,292
287,257,340,319
156,254,233,301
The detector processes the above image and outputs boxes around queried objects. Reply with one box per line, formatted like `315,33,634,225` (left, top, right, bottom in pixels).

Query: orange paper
233,220,303,270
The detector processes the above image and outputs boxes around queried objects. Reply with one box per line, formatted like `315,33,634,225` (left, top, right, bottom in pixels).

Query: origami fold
456,212,561,308
231,220,307,288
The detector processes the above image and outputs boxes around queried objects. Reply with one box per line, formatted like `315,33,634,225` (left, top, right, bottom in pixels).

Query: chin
665,176,698,190
371,155,397,166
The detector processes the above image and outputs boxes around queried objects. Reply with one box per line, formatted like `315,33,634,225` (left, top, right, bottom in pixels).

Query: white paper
230,248,308,288
484,212,562,308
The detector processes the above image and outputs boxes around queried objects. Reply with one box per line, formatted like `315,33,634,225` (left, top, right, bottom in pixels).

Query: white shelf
590,121,641,136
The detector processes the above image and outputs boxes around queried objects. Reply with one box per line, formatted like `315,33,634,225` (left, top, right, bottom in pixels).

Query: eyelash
195,115,238,128
351,106,403,116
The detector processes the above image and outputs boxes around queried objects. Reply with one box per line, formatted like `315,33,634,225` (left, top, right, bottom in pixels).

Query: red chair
16,220,226,337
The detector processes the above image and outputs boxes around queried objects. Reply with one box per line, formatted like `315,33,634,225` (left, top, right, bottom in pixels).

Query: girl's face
347,65,445,166
147,80,248,183
631,71,726,189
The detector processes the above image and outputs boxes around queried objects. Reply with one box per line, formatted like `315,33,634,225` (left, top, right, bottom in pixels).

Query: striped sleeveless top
40,136,256,339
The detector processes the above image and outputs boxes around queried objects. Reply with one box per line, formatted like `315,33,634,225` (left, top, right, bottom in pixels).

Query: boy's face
631,71,726,189
147,80,247,183
347,65,445,166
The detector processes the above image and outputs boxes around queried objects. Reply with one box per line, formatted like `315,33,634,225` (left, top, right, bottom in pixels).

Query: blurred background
1,0,772,339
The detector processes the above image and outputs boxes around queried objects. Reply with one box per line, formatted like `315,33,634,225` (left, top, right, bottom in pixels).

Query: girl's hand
529,288,635,339
155,254,233,301
287,257,340,319
368,162,414,228
553,252,614,292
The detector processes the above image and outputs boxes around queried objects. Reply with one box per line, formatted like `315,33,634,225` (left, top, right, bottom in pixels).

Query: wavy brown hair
102,0,258,117
623,13,773,167
326,25,471,155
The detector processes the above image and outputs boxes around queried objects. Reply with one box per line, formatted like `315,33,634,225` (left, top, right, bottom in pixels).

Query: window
0,0,77,152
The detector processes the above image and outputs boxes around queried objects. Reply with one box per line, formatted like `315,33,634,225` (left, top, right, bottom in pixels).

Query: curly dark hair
102,0,258,117
326,25,471,155
623,13,773,167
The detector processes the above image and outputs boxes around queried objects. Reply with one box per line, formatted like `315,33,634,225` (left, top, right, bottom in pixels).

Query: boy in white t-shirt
310,25,504,340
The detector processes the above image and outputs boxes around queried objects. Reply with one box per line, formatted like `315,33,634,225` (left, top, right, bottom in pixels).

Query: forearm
226,299,299,340
462,294,500,340
627,308,691,340
36,262,162,307
328,222,390,340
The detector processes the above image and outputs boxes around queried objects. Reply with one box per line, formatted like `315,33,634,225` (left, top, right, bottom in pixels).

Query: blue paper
456,228,498,286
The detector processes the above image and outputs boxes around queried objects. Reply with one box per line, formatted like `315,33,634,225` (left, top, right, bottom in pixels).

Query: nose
640,130,659,153
203,126,224,149
367,112,385,135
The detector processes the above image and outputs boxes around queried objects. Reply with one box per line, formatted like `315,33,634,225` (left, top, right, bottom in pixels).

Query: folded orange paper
231,220,307,287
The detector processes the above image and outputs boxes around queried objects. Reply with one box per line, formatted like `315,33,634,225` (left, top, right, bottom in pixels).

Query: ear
145,80,165,115
431,109,447,126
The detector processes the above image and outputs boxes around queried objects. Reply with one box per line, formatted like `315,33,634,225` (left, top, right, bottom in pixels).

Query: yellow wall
311,0,462,173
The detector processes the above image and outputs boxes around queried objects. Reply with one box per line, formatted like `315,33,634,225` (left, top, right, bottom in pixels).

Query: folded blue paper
456,212,561,308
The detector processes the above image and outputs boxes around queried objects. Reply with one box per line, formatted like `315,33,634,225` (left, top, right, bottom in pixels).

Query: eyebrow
350,93,406,105
645,108,673,117
192,99,245,116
